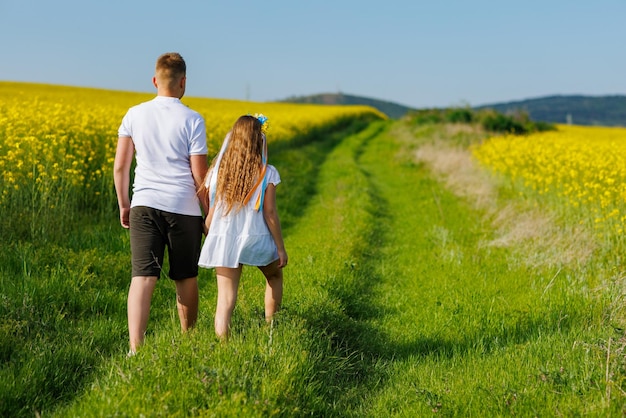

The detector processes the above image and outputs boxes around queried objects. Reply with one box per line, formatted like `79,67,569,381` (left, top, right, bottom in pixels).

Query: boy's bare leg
127,275,158,353
259,260,283,322
175,277,199,332
214,266,242,339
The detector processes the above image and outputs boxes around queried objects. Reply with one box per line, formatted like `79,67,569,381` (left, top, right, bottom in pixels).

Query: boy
114,52,208,354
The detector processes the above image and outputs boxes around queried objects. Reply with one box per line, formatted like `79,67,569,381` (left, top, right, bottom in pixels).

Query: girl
199,114,287,339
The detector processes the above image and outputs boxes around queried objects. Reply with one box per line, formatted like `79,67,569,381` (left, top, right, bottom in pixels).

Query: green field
1,117,625,416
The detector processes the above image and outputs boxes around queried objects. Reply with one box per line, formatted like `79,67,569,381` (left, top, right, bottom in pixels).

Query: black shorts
129,206,203,280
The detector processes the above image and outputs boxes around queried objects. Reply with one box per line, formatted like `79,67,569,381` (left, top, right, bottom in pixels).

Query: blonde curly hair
204,115,264,215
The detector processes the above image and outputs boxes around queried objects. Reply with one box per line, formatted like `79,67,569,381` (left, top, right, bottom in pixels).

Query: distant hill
280,93,626,127
474,95,626,127
279,93,415,119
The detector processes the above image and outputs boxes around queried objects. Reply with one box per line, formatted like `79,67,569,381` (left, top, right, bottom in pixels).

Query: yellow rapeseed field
0,82,383,220
473,124,626,234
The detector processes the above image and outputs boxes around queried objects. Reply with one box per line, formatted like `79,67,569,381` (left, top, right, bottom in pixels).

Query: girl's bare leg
259,260,283,322
174,277,199,332
127,276,158,353
214,266,242,339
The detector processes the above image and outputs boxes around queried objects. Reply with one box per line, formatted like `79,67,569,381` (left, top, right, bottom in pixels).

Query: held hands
202,217,209,236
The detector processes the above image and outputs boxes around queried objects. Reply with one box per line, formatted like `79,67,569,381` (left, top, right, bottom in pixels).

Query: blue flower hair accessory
253,113,269,133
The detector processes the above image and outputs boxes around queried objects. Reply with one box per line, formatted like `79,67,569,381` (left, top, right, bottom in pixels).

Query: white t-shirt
118,96,208,216
198,165,281,268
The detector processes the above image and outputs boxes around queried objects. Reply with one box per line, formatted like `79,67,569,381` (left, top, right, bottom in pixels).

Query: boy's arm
190,154,209,215
113,136,135,228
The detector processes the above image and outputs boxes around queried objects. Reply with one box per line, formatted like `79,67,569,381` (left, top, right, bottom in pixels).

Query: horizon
1,0,625,109
3,79,625,111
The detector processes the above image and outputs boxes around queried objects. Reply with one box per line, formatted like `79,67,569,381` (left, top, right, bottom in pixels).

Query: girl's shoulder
266,164,281,185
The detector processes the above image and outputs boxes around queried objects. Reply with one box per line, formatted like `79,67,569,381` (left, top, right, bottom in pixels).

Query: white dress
198,165,281,268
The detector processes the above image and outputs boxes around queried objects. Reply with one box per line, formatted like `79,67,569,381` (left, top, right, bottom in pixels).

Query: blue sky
1,0,624,108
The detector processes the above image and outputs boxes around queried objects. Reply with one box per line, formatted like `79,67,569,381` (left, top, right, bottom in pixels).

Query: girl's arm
263,184,288,268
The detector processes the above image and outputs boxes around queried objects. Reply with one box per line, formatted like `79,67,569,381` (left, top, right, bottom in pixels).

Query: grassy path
5,119,620,416
292,120,615,415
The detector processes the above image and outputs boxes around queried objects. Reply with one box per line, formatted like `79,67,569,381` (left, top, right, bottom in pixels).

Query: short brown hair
155,52,186,85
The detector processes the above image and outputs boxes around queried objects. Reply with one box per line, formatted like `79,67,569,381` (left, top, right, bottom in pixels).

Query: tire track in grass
354,125,523,415
281,120,393,414
289,120,422,413
286,119,468,412
287,120,486,412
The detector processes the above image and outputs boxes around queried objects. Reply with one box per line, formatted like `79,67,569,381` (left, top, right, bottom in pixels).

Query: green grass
352,124,619,415
1,119,624,416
